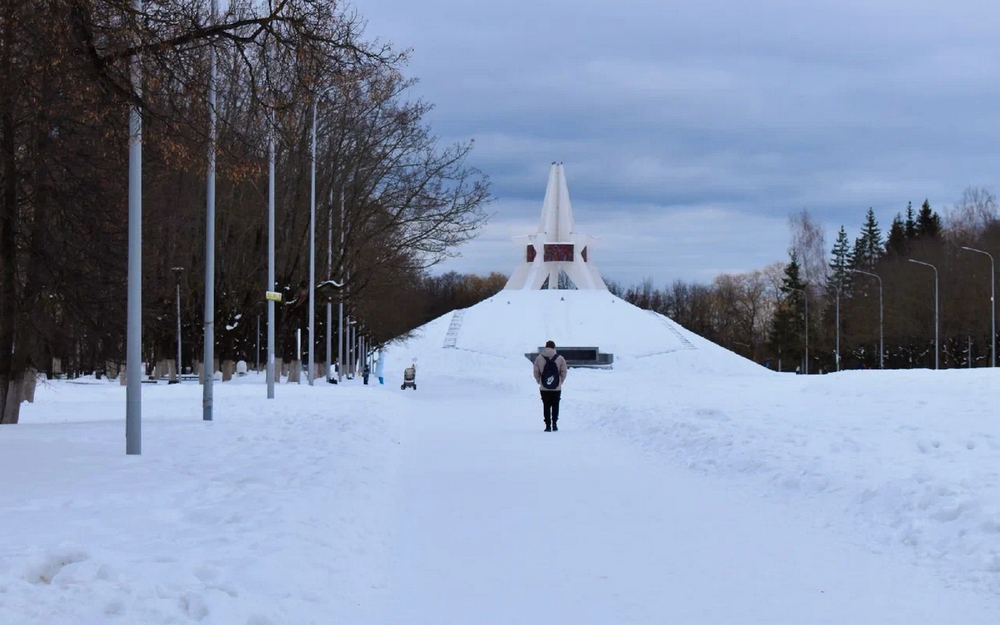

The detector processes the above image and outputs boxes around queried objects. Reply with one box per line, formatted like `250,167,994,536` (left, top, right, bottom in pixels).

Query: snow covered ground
4,291,1000,623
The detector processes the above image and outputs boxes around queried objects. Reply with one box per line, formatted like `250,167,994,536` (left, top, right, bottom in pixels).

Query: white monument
505,163,607,291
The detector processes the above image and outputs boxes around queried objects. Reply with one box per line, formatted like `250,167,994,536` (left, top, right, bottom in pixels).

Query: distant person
533,340,568,432
375,350,385,385
363,363,370,385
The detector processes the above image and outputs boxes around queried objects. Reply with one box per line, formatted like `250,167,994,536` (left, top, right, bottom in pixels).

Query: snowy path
386,384,999,624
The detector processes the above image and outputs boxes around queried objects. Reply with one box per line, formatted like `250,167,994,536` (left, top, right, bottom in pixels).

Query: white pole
175,272,182,377
851,269,883,368
909,259,939,370
961,247,995,368
804,291,809,374
338,187,345,383
835,286,840,372
267,112,275,398
203,0,218,421
326,187,333,381
308,98,318,386
126,0,143,455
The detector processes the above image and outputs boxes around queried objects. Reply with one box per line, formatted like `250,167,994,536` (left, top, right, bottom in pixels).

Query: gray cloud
356,0,1000,284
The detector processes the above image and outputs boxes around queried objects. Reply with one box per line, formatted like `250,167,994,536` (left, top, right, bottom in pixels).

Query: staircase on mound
442,310,466,349
647,311,696,351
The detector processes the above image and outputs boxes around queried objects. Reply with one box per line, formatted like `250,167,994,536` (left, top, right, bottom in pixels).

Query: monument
504,163,608,291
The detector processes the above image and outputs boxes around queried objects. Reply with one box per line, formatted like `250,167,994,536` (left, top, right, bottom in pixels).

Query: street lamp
787,287,809,374
347,317,357,379
336,163,376,384
203,0,218,421
832,283,841,372
171,267,184,382
850,269,883,369
960,246,995,368
266,110,276,399
909,259,939,370
125,0,143,455
309,85,341,386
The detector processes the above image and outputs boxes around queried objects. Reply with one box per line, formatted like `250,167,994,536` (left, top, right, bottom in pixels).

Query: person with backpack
533,340,568,432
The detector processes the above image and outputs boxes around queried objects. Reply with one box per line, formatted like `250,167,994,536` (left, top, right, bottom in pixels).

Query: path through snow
385,383,999,624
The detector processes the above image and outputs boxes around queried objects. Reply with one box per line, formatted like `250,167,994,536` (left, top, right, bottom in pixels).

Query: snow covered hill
392,289,767,378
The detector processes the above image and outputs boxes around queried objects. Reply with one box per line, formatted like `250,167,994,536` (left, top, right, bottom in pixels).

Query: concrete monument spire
505,163,607,291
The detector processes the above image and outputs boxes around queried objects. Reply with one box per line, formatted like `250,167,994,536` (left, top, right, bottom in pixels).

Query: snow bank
1,381,404,624
571,367,1000,594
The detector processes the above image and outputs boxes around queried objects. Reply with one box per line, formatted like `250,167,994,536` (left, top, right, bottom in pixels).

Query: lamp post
203,0,218,421
347,317,357,379
338,187,345,383
909,259,939,370
833,283,840,372
960,246,995,368
125,0,143,454
327,187,333,382
337,164,376,384
309,86,340,386
171,267,184,381
850,269,883,369
788,287,809,374
266,111,276,399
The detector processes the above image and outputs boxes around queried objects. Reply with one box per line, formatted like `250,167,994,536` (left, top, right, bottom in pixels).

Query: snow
4,290,1000,622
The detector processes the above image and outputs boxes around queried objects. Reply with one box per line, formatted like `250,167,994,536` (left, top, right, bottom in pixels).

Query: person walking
375,349,385,385
533,340,568,432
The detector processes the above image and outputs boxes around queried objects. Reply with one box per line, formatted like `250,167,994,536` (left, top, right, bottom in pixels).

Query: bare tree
946,186,998,241
789,209,827,291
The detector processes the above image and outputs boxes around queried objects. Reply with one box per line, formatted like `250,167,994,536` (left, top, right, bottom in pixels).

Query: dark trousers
541,390,561,426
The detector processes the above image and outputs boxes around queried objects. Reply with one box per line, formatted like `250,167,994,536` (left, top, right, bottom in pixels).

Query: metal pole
202,0,218,421
256,314,260,371
267,112,275,398
835,286,840,372
804,291,809,374
308,98,318,385
909,259,939,370
879,284,883,369
175,270,182,378
126,0,143,454
960,247,995,368
326,187,333,381
338,187,345,383
851,269,883,368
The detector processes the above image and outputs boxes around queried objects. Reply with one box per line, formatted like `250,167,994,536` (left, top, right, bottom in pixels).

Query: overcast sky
355,0,1000,286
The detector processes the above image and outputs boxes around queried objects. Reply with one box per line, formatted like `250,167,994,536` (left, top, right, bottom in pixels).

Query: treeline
613,188,1000,372
0,1,491,422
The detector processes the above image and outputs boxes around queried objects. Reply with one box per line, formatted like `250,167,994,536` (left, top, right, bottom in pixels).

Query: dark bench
524,346,614,369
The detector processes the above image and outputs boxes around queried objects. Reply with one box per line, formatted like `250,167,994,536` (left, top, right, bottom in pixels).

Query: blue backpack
541,355,560,390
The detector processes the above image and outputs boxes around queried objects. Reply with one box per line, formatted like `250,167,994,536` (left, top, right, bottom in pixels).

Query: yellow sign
265,291,282,302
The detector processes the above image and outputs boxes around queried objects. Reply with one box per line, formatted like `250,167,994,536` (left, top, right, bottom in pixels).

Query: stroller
401,365,416,390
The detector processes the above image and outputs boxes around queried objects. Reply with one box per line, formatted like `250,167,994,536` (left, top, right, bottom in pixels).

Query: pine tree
829,226,853,290
851,208,883,271
905,201,917,240
885,212,907,256
915,199,942,239
769,252,807,370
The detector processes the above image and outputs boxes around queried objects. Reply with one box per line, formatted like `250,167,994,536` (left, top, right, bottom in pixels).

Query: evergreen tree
769,253,807,370
905,201,917,240
885,212,907,256
829,226,853,290
851,208,883,271
915,199,942,239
